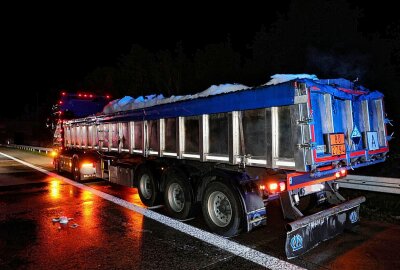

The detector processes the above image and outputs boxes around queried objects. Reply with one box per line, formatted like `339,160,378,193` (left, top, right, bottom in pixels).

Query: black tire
56,159,61,173
136,166,159,207
54,158,61,173
72,158,81,182
202,181,243,237
164,171,193,220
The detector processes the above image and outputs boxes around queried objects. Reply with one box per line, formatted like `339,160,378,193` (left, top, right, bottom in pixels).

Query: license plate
331,144,345,155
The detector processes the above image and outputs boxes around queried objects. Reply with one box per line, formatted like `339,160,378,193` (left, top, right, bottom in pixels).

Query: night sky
2,1,399,121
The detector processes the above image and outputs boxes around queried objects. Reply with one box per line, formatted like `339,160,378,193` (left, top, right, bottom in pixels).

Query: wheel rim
167,183,184,212
139,174,152,200
207,191,232,227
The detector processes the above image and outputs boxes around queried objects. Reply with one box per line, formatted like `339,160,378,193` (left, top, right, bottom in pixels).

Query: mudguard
285,196,365,258
200,168,267,232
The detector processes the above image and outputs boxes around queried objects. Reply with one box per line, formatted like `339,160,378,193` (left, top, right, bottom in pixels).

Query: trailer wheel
137,167,159,206
56,159,61,173
72,158,81,182
54,158,61,173
164,171,193,220
202,181,243,237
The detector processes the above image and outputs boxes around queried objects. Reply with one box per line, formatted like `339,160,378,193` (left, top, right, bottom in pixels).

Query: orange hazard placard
331,144,346,155
330,134,345,145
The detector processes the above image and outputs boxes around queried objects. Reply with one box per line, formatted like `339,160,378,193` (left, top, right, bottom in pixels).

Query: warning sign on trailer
351,126,361,138
351,126,361,145
367,131,379,150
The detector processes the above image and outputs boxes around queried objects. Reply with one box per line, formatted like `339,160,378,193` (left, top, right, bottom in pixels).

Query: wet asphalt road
0,147,399,270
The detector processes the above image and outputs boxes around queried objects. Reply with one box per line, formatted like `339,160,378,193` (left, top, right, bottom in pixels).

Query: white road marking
0,152,304,270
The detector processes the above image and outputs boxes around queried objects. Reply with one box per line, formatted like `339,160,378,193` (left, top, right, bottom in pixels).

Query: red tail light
279,182,286,192
340,169,347,176
61,92,66,96
335,172,341,178
106,95,111,99
259,185,266,190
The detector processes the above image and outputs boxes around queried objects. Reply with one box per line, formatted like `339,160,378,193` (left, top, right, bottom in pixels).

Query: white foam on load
103,83,249,113
265,74,318,85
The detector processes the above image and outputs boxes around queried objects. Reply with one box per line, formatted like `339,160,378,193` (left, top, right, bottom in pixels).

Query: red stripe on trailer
350,150,366,157
307,89,316,163
318,165,334,171
368,147,389,155
315,155,346,162
338,87,367,95
310,125,316,143
307,88,313,117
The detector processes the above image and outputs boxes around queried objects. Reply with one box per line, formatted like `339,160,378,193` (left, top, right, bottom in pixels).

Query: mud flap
285,196,365,259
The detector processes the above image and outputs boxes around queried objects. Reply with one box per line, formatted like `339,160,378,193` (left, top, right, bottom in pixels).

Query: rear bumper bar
285,196,365,258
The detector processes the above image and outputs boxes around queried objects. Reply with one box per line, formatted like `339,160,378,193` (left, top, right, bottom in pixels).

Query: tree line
81,0,399,119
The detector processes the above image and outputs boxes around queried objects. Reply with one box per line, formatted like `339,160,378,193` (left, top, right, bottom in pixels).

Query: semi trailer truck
52,76,390,258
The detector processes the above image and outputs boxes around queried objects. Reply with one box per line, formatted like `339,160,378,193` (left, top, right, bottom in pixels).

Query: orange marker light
335,172,341,178
259,185,266,190
81,162,94,168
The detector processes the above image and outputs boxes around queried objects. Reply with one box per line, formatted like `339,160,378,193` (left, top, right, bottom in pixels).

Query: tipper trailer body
53,77,389,257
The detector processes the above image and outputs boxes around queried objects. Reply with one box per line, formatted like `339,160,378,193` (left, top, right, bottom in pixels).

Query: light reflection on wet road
0,152,239,269
0,148,399,270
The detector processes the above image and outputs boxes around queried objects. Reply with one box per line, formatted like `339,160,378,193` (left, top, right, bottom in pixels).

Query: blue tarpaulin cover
82,78,383,123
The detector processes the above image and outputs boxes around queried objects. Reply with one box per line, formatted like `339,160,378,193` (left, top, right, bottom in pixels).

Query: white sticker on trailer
316,145,326,154
367,131,379,150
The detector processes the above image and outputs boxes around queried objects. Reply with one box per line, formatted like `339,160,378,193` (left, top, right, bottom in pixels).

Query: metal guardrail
2,144,399,194
337,175,400,195
1,144,53,154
